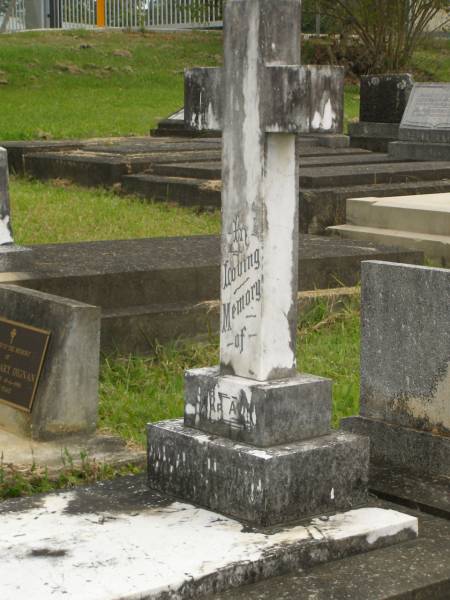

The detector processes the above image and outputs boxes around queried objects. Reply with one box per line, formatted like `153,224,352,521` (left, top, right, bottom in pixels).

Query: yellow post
96,0,106,27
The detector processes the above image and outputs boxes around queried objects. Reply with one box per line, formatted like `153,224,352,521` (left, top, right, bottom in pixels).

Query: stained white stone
0,214,13,244
0,492,417,600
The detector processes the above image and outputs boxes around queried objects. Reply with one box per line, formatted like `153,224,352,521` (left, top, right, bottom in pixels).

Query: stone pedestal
148,420,368,526
184,367,332,446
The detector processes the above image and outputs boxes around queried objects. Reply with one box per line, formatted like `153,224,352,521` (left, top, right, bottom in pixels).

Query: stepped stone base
349,122,400,153
147,419,369,526
341,416,450,479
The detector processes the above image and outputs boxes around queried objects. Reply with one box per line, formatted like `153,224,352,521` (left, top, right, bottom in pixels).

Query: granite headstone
342,261,450,478
349,74,414,152
389,83,450,160
360,74,414,123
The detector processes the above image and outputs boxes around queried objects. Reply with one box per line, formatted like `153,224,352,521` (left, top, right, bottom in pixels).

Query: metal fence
0,0,26,32
0,0,223,32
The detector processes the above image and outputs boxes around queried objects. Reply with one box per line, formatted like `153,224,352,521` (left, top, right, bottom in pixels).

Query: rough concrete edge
160,520,418,600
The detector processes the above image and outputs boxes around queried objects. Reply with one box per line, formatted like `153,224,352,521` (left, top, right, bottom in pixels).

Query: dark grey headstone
0,285,100,440
360,74,414,124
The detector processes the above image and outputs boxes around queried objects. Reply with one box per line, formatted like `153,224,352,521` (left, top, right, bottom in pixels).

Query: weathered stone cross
148,0,368,527
0,148,13,247
185,0,341,382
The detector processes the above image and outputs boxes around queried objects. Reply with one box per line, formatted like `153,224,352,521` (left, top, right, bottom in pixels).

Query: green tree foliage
318,0,449,72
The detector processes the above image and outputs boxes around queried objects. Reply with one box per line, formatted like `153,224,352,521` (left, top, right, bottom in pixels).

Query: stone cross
186,0,341,381
0,148,13,246
148,0,370,527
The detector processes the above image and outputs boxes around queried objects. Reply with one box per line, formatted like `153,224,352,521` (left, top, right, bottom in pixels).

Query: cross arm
184,68,223,131
264,65,344,134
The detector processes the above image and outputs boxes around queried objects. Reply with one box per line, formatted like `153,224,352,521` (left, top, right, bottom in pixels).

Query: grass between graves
10,177,221,244
0,297,360,500
99,296,361,447
0,30,449,140
0,451,141,500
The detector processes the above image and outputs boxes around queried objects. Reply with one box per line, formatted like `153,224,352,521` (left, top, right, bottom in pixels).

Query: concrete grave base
341,416,450,479
0,476,418,600
349,122,400,153
390,139,450,161
147,419,369,526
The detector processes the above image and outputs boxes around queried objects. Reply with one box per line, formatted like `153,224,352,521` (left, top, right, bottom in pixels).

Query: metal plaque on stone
0,317,50,412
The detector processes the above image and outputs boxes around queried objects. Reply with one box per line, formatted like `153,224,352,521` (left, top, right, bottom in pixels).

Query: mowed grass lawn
0,28,364,139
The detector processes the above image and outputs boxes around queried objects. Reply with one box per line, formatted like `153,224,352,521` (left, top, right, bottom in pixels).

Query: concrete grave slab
0,236,422,355
0,475,418,600
328,192,450,265
211,507,449,600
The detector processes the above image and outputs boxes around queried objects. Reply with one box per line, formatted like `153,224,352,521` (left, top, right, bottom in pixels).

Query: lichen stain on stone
390,363,450,435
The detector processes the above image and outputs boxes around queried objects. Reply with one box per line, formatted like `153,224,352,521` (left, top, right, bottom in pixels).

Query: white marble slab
0,490,418,600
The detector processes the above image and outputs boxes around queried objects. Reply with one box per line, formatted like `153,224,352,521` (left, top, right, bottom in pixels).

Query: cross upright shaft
220,0,302,381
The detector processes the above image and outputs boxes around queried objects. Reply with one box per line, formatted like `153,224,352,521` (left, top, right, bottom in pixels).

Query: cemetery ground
0,15,449,598
0,28,447,499
2,174,361,496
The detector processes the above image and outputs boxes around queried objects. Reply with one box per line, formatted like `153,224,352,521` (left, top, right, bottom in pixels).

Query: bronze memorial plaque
0,317,51,412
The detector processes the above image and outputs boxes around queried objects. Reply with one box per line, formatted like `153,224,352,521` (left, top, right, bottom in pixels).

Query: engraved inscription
0,317,51,412
192,380,256,432
221,215,262,356
402,86,450,129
